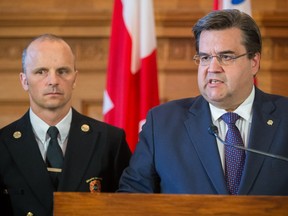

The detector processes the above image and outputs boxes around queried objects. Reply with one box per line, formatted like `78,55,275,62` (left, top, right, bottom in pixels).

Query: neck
31,107,71,126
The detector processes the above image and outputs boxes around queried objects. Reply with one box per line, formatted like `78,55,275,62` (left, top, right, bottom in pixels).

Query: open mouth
209,79,223,84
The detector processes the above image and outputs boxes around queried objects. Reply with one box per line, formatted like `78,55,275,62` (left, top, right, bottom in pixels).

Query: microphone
208,124,288,162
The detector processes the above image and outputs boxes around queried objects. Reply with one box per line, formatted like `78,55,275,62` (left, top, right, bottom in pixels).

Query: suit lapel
239,89,280,194
6,112,53,210
184,97,228,194
58,110,100,191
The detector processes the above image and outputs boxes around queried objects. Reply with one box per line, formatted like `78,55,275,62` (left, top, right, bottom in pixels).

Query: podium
54,192,288,216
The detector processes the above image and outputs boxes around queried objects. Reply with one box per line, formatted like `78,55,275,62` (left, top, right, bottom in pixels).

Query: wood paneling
54,192,288,216
0,101,29,128
1,0,288,128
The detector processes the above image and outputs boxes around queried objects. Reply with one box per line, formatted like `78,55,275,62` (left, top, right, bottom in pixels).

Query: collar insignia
81,124,90,132
267,120,273,126
13,131,22,139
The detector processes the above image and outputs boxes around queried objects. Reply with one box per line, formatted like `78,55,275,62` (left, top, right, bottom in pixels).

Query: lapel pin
13,131,22,139
267,120,273,126
81,124,90,132
86,177,102,193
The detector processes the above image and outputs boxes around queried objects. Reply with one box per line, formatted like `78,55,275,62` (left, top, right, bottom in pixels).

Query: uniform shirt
209,86,255,170
29,108,72,160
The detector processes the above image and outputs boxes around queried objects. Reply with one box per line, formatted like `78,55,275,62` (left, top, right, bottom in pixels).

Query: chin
204,92,223,102
44,102,65,110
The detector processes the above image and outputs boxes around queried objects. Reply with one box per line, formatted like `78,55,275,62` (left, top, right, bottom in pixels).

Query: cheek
197,69,206,84
197,74,203,87
62,80,76,92
27,81,43,93
228,70,250,90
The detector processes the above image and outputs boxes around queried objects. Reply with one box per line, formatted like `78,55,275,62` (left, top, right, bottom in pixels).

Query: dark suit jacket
119,88,288,195
0,109,131,216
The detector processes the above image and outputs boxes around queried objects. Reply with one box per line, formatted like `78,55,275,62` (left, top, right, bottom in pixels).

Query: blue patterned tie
221,112,246,195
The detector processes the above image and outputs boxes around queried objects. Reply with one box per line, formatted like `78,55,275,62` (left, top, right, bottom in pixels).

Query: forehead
25,40,74,65
199,28,245,53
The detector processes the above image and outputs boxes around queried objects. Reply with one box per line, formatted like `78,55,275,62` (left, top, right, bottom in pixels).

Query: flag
103,0,159,152
213,0,256,85
213,0,251,16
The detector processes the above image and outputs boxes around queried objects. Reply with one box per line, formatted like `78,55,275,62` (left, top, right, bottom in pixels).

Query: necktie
46,126,63,190
221,112,246,195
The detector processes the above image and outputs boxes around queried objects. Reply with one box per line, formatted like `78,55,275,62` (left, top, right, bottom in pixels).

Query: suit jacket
119,88,288,195
0,109,131,216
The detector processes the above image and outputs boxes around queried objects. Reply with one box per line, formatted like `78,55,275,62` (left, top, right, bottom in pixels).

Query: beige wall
1,0,288,128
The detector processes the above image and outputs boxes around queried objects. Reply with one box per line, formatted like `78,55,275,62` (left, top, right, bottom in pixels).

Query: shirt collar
209,86,255,122
56,109,72,141
30,108,72,143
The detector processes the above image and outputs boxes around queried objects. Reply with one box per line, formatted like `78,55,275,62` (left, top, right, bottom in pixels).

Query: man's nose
208,56,222,71
47,71,59,85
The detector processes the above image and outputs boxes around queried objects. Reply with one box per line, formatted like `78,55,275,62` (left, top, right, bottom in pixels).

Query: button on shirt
30,108,72,160
209,86,255,170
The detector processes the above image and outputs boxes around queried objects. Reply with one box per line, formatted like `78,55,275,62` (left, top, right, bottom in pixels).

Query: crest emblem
86,177,102,193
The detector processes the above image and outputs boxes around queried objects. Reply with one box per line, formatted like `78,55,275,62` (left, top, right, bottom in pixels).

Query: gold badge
86,177,102,193
13,131,22,139
267,120,273,126
81,124,90,132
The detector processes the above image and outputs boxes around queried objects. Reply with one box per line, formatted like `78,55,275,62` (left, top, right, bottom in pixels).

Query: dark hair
22,34,76,73
192,9,261,58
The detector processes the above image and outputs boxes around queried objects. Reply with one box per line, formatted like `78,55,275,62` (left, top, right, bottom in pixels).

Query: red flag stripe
103,0,159,152
213,0,219,10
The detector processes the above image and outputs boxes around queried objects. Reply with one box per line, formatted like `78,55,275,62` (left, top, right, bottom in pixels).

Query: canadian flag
214,0,251,16
103,0,159,152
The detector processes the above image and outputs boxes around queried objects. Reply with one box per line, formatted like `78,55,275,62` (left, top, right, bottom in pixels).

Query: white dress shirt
209,86,255,170
30,108,72,161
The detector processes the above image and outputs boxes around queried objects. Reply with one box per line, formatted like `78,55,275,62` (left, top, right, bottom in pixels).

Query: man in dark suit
0,34,131,215
118,9,288,195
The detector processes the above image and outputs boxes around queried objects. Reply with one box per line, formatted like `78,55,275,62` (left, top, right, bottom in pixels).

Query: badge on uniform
86,177,102,193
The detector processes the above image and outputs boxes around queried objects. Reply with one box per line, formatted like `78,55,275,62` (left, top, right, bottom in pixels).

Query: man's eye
200,55,210,61
36,69,46,74
58,68,70,75
58,70,66,74
220,55,233,61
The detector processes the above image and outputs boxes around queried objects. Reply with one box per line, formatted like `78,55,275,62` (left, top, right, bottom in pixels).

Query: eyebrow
198,50,236,55
31,67,48,72
57,66,72,71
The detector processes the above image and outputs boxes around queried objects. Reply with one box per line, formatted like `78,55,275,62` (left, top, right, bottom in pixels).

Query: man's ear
72,70,78,89
20,72,29,91
251,52,261,76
